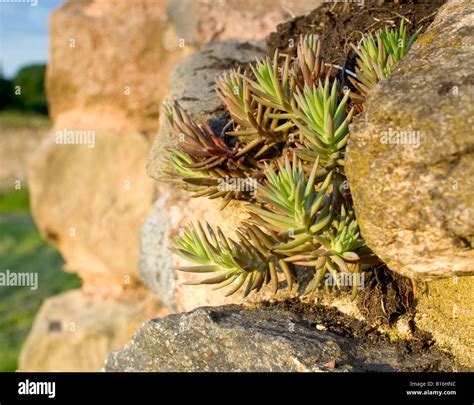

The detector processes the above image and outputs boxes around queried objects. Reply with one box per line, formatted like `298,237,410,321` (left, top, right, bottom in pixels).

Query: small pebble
323,360,336,369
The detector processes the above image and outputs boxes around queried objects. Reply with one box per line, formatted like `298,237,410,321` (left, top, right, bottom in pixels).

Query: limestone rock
345,0,474,279
47,0,189,133
415,276,474,368
105,305,456,372
165,0,323,47
19,289,167,372
28,132,155,282
142,41,268,311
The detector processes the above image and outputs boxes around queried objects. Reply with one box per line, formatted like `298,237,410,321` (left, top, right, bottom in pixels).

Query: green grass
0,189,81,372
0,188,30,215
0,110,51,129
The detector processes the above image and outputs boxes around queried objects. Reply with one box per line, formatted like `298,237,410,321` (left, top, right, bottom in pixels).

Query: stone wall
21,0,177,370
120,0,473,369
20,0,473,371
20,0,316,371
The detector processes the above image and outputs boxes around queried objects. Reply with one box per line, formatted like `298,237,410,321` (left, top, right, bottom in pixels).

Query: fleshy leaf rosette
163,25,419,299
350,19,421,99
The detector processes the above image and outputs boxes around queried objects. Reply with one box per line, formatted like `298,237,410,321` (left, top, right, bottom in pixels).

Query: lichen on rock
346,0,474,280
105,304,459,372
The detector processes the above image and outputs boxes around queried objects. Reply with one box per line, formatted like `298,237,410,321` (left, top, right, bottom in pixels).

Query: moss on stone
415,276,474,368
416,28,439,49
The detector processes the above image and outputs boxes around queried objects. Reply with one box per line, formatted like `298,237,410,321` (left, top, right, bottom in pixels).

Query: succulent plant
295,34,329,89
162,101,267,207
246,154,335,235
350,19,421,99
163,24,418,299
248,154,374,292
173,154,376,297
245,50,296,113
292,77,354,168
165,101,235,162
172,222,293,297
216,69,288,158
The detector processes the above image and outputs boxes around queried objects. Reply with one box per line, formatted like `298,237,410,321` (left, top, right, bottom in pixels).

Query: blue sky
0,0,63,78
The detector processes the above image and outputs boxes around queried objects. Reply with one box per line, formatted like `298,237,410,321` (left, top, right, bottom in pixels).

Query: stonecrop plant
161,20,421,299
349,20,421,100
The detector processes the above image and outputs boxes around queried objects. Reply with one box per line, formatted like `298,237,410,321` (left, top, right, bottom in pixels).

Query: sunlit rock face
346,0,474,279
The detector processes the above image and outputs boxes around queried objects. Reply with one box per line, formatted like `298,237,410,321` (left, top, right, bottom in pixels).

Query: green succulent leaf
245,50,296,113
172,222,295,296
296,34,328,89
292,77,353,167
161,29,409,299
350,19,422,99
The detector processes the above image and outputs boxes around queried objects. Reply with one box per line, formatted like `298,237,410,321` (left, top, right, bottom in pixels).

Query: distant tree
12,64,48,114
0,78,14,110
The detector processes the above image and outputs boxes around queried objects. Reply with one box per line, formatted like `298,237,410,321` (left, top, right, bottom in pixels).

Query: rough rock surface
416,276,474,368
105,305,457,372
346,0,474,279
143,41,268,311
28,133,155,282
47,0,316,133
165,0,322,47
47,0,189,133
19,289,167,372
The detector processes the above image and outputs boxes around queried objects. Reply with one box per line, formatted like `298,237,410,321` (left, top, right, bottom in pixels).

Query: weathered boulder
140,197,253,311
47,0,316,134
19,289,167,372
22,0,178,372
143,41,269,311
346,0,474,279
28,133,155,283
165,0,323,47
47,0,189,133
415,276,474,368
105,304,457,372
